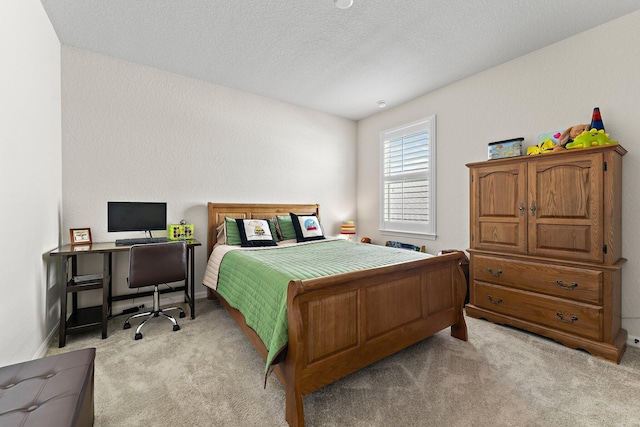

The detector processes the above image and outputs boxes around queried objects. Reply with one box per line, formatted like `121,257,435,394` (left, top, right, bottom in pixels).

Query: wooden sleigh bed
205,202,468,426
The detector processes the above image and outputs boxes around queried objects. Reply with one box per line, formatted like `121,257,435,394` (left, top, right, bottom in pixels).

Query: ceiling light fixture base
335,0,354,10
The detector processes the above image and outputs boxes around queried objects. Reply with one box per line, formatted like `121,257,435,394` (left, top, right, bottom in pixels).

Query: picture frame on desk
70,228,92,245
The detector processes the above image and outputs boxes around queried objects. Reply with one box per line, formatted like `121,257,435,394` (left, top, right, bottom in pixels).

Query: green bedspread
216,239,431,376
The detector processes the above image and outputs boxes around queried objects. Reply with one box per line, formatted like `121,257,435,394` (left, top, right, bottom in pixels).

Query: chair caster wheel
173,324,180,332
135,333,143,340
179,312,186,318
124,322,131,330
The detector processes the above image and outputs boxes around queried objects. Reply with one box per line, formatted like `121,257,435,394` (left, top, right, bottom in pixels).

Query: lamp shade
340,221,356,235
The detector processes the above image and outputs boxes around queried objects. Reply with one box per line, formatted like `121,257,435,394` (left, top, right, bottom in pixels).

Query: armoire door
527,152,603,262
470,162,527,254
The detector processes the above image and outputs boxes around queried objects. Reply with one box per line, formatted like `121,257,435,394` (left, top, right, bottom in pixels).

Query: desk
51,240,201,347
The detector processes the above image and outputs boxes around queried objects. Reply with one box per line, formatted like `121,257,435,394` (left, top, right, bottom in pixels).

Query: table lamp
340,220,356,240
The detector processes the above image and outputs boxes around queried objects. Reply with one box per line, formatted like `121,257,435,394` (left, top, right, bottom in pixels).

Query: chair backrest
128,241,187,289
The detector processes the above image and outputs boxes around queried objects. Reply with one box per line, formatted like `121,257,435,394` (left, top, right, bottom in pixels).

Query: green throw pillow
276,215,297,240
225,217,242,245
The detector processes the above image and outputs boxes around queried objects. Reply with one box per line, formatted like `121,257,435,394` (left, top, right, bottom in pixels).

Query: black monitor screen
107,202,167,232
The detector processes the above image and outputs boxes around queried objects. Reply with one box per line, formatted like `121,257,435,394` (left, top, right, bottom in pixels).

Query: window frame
379,115,436,239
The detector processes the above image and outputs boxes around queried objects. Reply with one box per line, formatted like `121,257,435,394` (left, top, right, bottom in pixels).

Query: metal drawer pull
487,295,503,304
487,268,502,277
556,312,578,323
556,280,578,290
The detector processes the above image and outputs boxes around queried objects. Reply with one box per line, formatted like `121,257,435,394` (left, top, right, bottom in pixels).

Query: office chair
123,241,187,340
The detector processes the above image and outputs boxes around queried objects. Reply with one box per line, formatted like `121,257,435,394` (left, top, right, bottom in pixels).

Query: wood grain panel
424,265,454,313
533,161,592,219
477,169,521,217
305,290,358,364
478,222,521,247
365,277,422,339
535,224,592,254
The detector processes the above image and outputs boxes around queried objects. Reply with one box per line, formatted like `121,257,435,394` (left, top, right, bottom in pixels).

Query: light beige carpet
47,299,640,427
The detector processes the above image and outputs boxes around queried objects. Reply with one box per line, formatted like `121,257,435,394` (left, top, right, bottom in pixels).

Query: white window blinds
380,116,436,237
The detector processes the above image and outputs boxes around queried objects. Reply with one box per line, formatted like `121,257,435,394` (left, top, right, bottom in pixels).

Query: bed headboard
207,202,320,257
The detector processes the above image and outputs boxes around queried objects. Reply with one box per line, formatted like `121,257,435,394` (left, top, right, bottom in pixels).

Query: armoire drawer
474,281,603,341
472,254,602,304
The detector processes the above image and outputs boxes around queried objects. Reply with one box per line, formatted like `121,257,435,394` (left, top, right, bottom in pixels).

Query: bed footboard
282,251,468,426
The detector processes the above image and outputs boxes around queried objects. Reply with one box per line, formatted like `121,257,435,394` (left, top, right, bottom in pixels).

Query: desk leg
107,252,113,318
184,250,189,305
102,253,110,339
58,255,68,348
71,255,78,314
189,246,196,319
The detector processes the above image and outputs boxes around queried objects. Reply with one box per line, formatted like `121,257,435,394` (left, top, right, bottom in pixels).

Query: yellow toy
526,139,556,155
566,128,618,149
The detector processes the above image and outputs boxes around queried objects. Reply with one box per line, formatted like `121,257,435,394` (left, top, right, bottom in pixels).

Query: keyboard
115,237,169,246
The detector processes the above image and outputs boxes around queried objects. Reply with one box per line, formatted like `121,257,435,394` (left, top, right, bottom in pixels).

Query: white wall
358,11,640,342
60,47,357,313
0,0,62,365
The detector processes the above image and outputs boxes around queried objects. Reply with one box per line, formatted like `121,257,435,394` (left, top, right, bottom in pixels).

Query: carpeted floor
47,298,640,427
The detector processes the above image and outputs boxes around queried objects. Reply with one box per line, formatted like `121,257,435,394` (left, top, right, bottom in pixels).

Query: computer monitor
107,202,167,233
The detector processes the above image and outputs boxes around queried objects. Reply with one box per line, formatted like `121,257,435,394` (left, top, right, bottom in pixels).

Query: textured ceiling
40,0,640,120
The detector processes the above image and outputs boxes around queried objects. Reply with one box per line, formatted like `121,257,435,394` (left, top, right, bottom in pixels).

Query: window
380,116,436,238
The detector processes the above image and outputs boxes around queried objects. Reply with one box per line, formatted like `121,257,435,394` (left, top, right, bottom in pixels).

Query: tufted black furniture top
0,348,95,426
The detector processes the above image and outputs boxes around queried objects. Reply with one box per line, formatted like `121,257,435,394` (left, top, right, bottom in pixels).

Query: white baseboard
38,325,60,360
627,335,640,349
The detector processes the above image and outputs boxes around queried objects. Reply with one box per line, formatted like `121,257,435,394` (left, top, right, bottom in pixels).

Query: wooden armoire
466,144,627,363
